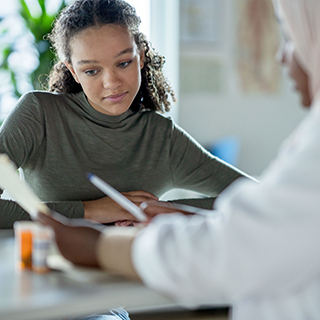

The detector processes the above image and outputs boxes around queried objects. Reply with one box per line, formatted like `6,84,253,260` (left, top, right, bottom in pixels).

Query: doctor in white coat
39,0,320,319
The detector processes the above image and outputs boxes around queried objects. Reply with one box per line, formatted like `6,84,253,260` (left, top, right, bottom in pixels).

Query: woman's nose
103,71,121,90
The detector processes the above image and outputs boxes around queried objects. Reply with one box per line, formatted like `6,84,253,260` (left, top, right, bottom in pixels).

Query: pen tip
87,172,93,179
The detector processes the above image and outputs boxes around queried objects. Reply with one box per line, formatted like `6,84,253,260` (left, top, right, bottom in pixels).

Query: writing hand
82,190,158,224
37,212,101,268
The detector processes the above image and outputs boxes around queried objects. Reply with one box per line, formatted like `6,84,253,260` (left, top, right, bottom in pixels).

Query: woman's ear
139,50,145,69
65,61,80,83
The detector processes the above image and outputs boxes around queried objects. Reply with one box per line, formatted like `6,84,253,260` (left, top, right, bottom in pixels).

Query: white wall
149,0,180,121
179,85,307,176
178,0,307,177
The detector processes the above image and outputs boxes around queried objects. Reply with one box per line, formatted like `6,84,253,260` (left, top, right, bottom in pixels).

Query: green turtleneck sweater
0,91,249,228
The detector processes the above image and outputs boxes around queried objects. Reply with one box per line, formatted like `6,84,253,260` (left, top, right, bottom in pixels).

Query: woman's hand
114,220,146,227
37,212,101,268
82,190,159,224
141,200,196,219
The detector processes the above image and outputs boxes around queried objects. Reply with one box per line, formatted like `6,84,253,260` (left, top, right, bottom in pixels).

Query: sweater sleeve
0,92,84,229
0,92,45,167
45,201,84,219
0,199,84,229
0,199,32,229
168,122,255,208
0,93,44,228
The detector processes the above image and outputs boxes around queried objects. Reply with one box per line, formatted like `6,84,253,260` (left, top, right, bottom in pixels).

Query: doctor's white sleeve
131,108,320,306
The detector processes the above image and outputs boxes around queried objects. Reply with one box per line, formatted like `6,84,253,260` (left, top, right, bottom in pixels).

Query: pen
87,173,147,222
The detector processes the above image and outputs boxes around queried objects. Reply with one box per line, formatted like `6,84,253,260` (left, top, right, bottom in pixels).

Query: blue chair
209,136,241,166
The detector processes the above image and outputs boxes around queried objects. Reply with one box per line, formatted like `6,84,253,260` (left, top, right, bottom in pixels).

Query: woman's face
66,24,144,116
278,40,312,108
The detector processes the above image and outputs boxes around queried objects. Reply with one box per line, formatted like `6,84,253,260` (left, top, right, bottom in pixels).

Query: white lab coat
132,100,320,319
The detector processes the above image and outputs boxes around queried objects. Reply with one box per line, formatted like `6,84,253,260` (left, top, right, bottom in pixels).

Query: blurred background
0,0,307,194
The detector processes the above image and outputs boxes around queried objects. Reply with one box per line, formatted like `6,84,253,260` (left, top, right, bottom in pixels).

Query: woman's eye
119,60,132,68
84,70,97,76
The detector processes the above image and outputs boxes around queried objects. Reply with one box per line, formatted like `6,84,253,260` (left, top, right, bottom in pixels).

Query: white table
0,230,176,320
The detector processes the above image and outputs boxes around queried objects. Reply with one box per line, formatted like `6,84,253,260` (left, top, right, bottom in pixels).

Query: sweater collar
76,91,135,124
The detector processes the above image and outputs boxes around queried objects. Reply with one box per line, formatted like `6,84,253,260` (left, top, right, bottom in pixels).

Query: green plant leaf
38,0,47,17
19,0,32,21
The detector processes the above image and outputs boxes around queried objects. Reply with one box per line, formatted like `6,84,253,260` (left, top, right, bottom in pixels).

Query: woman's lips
104,92,127,103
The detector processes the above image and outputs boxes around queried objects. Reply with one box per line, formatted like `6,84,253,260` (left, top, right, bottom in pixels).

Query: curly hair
47,0,176,113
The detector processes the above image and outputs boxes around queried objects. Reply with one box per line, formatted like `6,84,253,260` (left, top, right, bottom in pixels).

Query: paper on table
0,154,50,218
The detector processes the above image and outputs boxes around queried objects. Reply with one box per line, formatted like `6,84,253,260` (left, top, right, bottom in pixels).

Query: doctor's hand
82,191,159,224
37,212,102,268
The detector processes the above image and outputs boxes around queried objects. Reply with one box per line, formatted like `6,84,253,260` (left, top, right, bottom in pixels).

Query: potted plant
0,0,67,102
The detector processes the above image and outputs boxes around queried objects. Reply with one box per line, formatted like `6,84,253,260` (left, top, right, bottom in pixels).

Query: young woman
0,0,251,229
40,0,320,319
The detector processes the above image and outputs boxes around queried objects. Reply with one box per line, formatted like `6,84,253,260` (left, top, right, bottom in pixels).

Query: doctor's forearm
96,227,141,280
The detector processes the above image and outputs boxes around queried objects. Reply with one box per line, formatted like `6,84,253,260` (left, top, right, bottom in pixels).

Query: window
126,0,150,39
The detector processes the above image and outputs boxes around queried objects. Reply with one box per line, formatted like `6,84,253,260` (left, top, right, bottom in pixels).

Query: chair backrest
209,136,241,166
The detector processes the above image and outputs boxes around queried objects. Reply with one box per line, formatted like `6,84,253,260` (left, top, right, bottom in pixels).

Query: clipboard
0,154,50,218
